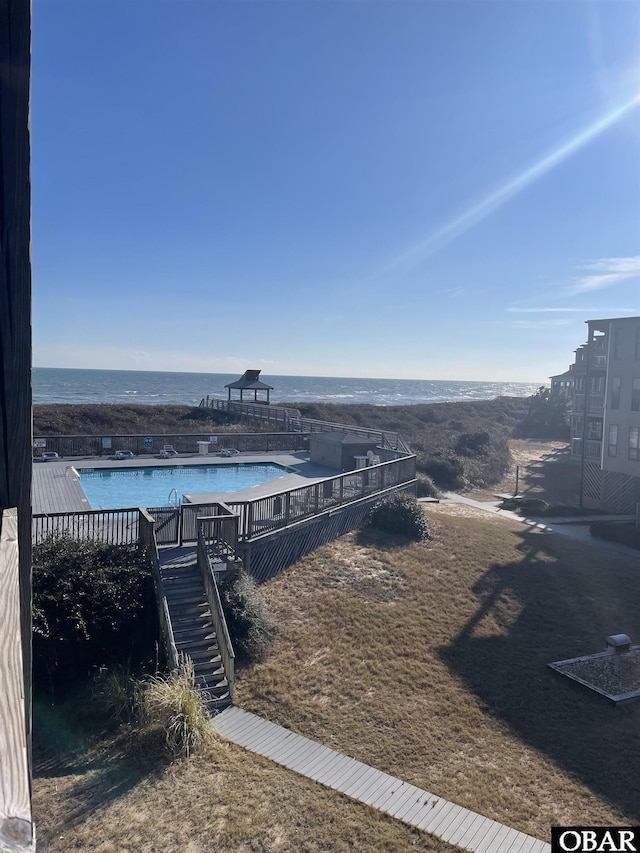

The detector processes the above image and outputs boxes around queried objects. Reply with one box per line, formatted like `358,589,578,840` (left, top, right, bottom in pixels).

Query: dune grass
235,506,640,839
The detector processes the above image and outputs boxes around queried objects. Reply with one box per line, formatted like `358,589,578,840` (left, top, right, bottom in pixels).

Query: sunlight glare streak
382,94,640,276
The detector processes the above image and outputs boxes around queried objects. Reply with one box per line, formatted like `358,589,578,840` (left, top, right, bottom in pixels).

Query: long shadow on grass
439,525,640,821
33,694,168,832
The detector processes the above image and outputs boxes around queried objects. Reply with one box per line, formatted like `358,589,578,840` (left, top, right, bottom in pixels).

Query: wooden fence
32,431,309,458
0,509,34,852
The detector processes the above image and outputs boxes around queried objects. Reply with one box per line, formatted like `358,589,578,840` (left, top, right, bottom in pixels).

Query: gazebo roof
225,369,274,391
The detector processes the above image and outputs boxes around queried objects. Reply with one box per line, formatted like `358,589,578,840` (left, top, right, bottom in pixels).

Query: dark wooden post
0,0,33,848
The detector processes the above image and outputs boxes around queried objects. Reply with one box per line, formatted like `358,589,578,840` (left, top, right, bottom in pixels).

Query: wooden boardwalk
211,707,550,853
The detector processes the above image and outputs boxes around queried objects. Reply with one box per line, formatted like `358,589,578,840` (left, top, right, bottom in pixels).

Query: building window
590,375,604,394
587,418,602,440
614,327,623,360
575,376,585,393
608,425,618,457
630,427,639,461
610,377,621,410
632,378,640,412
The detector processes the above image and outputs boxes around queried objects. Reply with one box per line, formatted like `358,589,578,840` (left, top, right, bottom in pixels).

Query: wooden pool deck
31,452,333,515
212,707,550,853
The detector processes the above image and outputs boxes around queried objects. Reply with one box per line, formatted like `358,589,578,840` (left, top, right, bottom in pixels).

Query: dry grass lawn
33,698,462,852
236,506,640,840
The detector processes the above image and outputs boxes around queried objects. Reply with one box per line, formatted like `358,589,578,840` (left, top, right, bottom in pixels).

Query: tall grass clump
138,657,214,758
221,572,276,664
364,492,430,541
93,663,138,725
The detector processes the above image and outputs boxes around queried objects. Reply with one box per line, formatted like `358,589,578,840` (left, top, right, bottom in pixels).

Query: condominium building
567,316,640,513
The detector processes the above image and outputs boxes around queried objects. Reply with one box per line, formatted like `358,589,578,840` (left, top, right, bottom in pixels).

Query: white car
159,448,179,458
41,451,59,462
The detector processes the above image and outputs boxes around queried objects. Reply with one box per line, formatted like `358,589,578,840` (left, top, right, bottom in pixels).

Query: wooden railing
201,399,409,452
32,507,141,546
197,529,235,700
204,398,301,427
226,455,416,541
139,509,178,669
195,504,238,557
0,509,34,852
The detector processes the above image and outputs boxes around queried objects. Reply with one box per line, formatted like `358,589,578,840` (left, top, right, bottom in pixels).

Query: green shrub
33,536,156,690
416,473,440,498
419,455,466,490
364,492,430,541
455,431,491,456
221,572,276,663
500,496,550,514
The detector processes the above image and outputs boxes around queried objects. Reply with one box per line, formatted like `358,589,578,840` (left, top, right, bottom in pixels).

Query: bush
137,657,215,758
33,536,156,690
500,496,550,514
364,492,430,541
419,455,466,490
455,431,491,456
416,473,440,498
221,572,276,663
590,522,640,550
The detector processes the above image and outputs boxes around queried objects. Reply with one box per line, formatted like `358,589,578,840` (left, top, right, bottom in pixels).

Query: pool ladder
168,488,180,507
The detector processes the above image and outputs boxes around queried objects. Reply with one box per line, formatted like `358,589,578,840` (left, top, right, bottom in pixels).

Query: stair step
173,624,215,637
175,645,220,659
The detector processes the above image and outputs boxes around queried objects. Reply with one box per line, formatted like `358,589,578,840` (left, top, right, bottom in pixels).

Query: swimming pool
78,463,290,509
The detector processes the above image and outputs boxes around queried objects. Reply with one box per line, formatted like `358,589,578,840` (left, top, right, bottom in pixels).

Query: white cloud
507,306,638,314
511,319,573,328
571,256,640,293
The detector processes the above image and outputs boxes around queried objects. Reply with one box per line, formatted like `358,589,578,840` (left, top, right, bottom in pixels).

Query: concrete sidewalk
437,493,639,559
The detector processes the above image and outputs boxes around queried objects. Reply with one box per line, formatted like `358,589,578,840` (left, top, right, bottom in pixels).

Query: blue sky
31,0,640,382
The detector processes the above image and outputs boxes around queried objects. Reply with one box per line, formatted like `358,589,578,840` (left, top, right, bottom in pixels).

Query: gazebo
225,369,273,404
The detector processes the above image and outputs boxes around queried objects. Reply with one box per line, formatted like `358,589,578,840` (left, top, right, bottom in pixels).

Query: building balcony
585,439,602,459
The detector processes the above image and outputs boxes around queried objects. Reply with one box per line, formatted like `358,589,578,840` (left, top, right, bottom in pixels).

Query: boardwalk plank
210,708,551,853
439,809,483,844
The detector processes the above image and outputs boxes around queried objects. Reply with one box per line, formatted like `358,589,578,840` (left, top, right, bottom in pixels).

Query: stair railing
197,528,235,701
139,508,179,670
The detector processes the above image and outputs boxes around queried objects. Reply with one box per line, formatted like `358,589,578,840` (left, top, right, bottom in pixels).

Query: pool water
79,463,290,509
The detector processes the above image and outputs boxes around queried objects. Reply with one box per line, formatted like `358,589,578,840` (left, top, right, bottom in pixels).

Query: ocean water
33,367,540,408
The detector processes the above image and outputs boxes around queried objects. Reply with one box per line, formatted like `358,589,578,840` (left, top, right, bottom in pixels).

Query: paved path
211,706,550,853
438,493,640,560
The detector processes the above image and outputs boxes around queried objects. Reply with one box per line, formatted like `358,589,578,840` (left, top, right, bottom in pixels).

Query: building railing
0,509,35,852
585,440,602,460
197,529,235,701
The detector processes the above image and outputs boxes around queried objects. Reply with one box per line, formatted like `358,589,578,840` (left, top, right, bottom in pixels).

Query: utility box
197,441,209,456
309,432,379,472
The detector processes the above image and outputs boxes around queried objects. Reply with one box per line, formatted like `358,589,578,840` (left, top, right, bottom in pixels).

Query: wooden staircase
159,550,232,710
